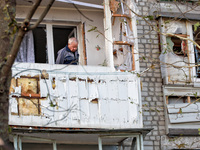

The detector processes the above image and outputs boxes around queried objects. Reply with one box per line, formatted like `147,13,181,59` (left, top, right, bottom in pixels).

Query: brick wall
137,0,166,149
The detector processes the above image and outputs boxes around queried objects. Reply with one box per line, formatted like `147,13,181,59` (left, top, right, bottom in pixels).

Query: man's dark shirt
56,45,79,65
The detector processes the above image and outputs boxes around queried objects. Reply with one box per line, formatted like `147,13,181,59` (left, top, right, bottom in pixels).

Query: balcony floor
11,126,152,145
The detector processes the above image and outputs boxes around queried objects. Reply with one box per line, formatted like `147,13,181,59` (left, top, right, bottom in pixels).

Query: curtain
15,30,35,63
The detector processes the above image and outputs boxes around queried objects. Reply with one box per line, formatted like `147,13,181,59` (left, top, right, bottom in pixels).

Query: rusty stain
78,78,86,81
41,70,49,79
17,77,39,95
52,77,56,89
80,98,88,100
18,98,40,116
10,75,47,116
9,78,16,94
17,98,19,116
91,98,98,104
69,77,77,81
38,99,41,114
110,0,120,14
19,75,38,79
98,80,106,83
87,77,94,83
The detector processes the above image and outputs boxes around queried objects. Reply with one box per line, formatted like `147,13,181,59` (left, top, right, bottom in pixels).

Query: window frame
17,20,81,65
159,18,199,84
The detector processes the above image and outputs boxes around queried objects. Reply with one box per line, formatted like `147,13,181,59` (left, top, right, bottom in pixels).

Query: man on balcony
56,37,79,65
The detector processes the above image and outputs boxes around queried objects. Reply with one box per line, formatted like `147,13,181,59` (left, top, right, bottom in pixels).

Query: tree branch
30,0,55,30
0,0,55,93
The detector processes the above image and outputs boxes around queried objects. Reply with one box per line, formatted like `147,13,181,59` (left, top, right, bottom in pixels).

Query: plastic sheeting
114,46,133,71
159,49,189,82
165,20,186,34
15,31,35,63
160,20,189,82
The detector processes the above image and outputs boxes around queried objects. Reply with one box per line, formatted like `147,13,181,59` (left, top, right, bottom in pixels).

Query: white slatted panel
9,63,142,129
169,113,200,123
167,103,200,113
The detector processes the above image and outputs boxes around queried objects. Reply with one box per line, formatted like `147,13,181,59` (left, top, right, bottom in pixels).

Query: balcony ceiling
16,0,104,9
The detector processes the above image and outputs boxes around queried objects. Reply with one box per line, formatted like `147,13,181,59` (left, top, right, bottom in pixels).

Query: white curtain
15,30,35,63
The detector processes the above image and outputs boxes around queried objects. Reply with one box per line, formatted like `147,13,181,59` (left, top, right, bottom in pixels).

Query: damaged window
166,96,199,105
111,0,135,71
166,35,188,56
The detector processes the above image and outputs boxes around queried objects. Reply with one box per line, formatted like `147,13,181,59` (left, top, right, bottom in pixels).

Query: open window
16,0,137,69
16,23,77,65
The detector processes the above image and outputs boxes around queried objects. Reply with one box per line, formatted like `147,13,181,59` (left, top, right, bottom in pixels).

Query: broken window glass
166,36,188,56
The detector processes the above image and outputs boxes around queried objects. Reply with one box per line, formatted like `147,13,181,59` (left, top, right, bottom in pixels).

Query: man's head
68,37,78,52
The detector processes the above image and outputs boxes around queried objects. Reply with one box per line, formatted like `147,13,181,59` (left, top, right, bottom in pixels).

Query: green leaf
146,15,154,20
88,26,97,32
164,20,170,24
193,92,198,98
194,22,200,32
178,108,182,114
12,26,18,34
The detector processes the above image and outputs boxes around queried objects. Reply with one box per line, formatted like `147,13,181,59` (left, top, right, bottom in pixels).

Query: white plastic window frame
186,22,200,84
45,23,78,65
17,21,79,65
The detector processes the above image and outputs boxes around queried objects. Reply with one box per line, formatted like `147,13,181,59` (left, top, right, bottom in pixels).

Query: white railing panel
9,63,142,129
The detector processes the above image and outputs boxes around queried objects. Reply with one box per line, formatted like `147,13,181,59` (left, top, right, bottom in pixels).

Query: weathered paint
163,86,200,130
169,112,200,123
9,63,142,129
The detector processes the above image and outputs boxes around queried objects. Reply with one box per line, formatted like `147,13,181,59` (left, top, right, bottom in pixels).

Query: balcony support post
18,136,22,150
13,135,18,150
140,134,144,150
98,137,103,150
53,141,57,150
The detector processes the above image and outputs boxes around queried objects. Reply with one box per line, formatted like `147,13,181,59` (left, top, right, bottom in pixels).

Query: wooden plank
169,112,200,123
113,41,133,46
112,14,131,19
112,16,116,26
187,96,191,103
81,23,87,65
131,46,135,70
166,96,169,104
167,103,200,113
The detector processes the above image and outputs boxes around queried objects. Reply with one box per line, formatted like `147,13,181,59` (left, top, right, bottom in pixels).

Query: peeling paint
78,78,86,82
87,77,94,83
69,77,77,81
91,98,98,104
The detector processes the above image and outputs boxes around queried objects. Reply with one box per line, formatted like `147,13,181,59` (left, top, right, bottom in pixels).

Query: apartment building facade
9,0,152,150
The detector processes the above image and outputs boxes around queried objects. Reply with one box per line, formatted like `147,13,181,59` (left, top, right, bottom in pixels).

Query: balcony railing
9,62,142,129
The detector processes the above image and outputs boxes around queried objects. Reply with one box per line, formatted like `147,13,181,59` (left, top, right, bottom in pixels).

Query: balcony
9,62,142,129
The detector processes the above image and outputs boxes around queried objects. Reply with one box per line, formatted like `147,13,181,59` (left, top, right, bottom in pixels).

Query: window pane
53,26,76,63
32,26,47,63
